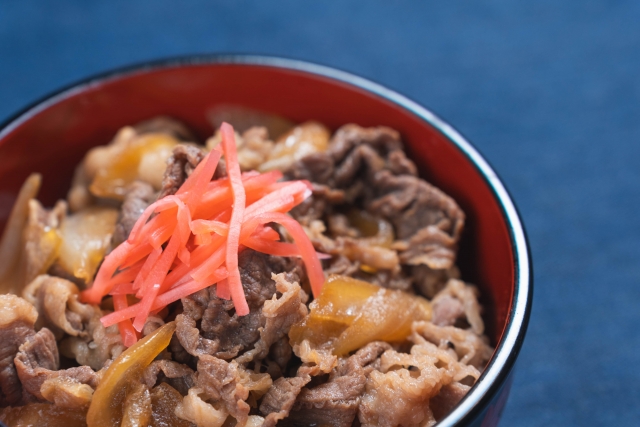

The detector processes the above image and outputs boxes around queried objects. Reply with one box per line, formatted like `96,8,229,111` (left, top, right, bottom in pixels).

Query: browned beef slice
133,116,198,142
286,152,335,184
111,181,157,247
158,144,207,199
0,295,38,406
14,325,98,407
432,295,465,327
289,183,345,226
260,374,311,427
176,250,301,359
141,360,196,396
14,328,59,400
285,342,391,427
196,355,251,426
327,125,405,171
269,336,293,374
354,268,413,292
235,273,307,365
287,124,465,294
430,382,471,421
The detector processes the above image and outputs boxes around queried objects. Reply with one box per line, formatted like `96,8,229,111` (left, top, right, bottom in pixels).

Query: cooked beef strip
412,264,459,298
195,355,272,427
14,328,59,400
268,336,293,376
432,295,466,328
430,382,471,421
141,360,196,396
260,373,311,427
13,326,99,409
432,279,485,335
234,273,308,365
133,116,199,142
196,355,249,423
8,304,98,408
283,342,391,427
211,126,276,172
22,275,95,340
39,374,95,409
411,321,493,369
0,295,38,406
111,180,156,247
158,144,207,199
176,250,301,360
286,124,465,295
59,304,125,370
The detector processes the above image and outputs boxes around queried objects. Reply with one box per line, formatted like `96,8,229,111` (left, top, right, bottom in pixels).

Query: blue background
1,1,639,426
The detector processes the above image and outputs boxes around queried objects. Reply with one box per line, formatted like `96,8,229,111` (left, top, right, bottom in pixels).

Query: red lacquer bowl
0,56,532,426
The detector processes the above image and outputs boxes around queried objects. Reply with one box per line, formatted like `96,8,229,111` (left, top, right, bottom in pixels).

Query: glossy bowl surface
0,56,531,426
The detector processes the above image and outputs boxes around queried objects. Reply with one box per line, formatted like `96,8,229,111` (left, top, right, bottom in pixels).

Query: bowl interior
0,60,514,347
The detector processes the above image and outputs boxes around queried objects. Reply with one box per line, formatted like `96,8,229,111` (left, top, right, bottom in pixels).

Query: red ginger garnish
81,122,324,346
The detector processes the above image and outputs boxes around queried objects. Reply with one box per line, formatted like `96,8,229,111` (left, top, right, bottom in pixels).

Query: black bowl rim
0,54,532,426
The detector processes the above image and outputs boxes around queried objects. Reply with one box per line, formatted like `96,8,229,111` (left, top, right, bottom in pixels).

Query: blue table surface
1,1,639,425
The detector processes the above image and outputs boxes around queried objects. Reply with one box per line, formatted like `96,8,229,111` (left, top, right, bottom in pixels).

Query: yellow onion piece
347,209,394,248
57,207,118,284
90,133,178,200
290,275,431,356
0,403,87,427
0,173,41,294
259,121,330,172
87,321,176,427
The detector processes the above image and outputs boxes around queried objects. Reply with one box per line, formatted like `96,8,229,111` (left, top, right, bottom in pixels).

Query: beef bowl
0,56,532,427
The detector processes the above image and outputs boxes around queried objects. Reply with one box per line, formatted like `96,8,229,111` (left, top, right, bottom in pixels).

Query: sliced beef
268,336,293,376
432,279,485,335
12,322,98,408
21,366,97,409
142,359,196,396
39,373,96,409
195,355,272,426
22,275,95,340
411,321,493,369
176,250,301,360
59,304,125,370
412,264,459,298
235,273,308,365
209,126,278,172
0,294,38,406
286,153,335,186
359,347,447,427
432,295,465,328
357,324,490,427
111,180,156,247
133,116,198,142
430,382,471,421
284,342,391,427
158,144,207,199
260,373,311,427
14,327,59,400
286,124,465,294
